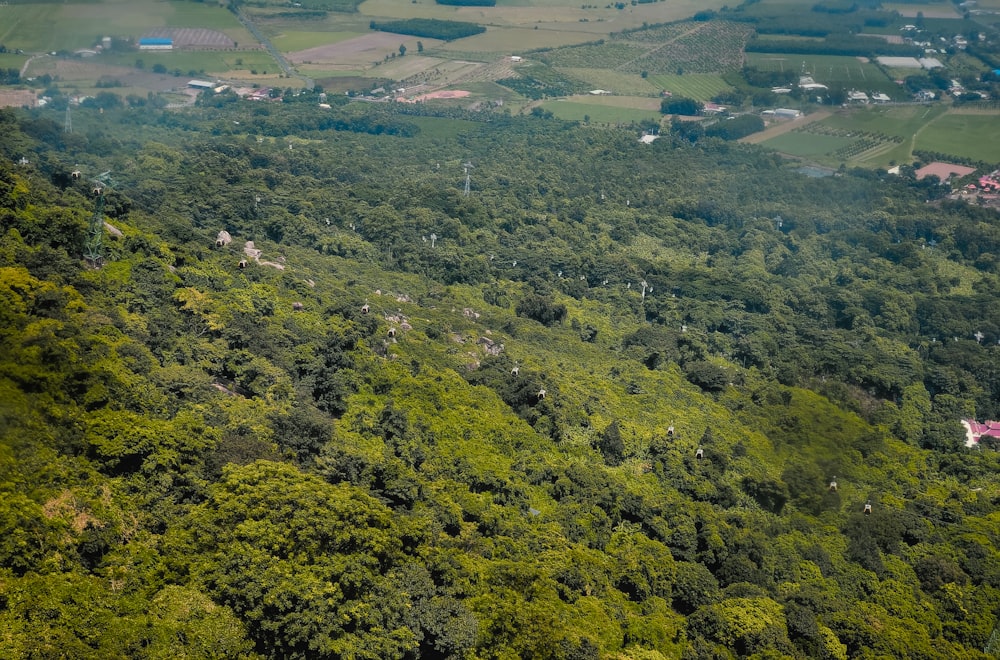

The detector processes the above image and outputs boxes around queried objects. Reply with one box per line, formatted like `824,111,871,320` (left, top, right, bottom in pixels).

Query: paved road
235,8,315,90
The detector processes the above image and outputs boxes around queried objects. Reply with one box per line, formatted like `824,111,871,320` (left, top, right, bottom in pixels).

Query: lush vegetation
2,11,1000,660
369,18,487,41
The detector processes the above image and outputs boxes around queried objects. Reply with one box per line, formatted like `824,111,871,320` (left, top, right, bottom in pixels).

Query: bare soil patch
288,33,405,64
0,89,37,108
402,89,470,102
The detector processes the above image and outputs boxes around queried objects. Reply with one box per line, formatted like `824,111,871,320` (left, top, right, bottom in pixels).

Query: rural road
235,8,315,91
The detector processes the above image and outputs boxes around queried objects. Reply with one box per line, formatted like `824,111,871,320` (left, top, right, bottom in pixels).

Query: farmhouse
188,80,215,91
139,37,173,51
847,90,869,103
915,161,976,182
871,93,891,103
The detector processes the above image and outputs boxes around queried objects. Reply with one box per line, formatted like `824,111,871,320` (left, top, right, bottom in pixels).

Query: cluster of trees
1,92,1000,659
369,18,486,41
436,0,496,5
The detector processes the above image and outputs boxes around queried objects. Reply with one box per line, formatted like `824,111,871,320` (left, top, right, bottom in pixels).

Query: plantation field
647,74,732,102
746,53,898,95
103,51,281,78
541,99,662,124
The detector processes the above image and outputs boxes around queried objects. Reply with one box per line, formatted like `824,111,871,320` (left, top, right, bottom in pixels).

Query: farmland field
646,74,732,102
271,31,362,53
435,28,599,53
746,53,898,95
820,105,948,140
0,54,28,71
541,98,663,123
759,132,855,158
914,112,1000,164
559,69,658,96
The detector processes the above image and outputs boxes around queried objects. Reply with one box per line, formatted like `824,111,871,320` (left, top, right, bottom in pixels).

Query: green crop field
820,105,948,139
559,69,657,96
759,132,856,158
0,54,28,70
746,53,898,95
647,74,732,102
541,99,663,123
915,112,1000,164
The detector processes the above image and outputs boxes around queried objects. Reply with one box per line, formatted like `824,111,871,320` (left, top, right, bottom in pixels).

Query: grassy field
271,31,362,53
103,51,281,77
559,69,658,96
760,132,856,158
0,54,28,71
915,112,1000,164
541,99,663,123
746,53,898,95
647,74,732,102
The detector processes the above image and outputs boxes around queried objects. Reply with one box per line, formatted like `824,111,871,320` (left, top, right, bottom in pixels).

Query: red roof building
962,419,1000,447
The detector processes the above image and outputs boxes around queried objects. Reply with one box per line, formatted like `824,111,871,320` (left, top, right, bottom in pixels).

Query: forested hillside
1,98,999,659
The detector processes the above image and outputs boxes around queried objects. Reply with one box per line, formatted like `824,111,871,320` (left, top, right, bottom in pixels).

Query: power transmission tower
463,160,474,196
64,105,72,133
84,171,113,266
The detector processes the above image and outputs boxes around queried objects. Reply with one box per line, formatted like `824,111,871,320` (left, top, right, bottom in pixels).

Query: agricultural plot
541,98,662,124
616,21,752,74
760,123,905,164
559,69,658,96
0,54,28,71
436,27,597,53
914,112,1000,164
821,105,947,140
759,131,856,158
539,43,649,69
647,74,732,101
270,31,361,53
746,53,898,95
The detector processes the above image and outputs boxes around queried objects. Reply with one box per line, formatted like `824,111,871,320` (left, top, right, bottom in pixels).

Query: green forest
1,91,999,659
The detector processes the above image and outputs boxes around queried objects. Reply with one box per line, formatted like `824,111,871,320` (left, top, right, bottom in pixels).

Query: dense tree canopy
1,95,999,659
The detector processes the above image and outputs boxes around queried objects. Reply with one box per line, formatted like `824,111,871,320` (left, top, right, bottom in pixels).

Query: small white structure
510,55,522,62
589,89,611,95
877,56,922,68
871,93,891,103
773,108,802,119
847,90,870,103
771,87,792,94
188,80,215,90
639,134,660,144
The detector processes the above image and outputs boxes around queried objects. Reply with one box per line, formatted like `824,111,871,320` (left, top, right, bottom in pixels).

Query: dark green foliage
662,96,701,115
369,18,486,41
2,89,1000,660
516,291,567,326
